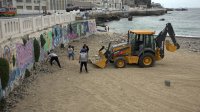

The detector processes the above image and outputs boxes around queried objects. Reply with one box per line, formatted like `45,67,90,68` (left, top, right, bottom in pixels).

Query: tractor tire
114,57,127,68
139,53,155,68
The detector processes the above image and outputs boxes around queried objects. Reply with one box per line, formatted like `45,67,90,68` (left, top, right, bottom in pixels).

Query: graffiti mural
7,68,21,91
62,25,69,44
61,20,96,41
83,21,89,33
76,23,81,37
0,46,3,58
16,40,34,69
44,32,53,52
88,20,96,33
0,78,2,99
1,40,16,69
3,45,12,63
52,25,62,47
39,48,46,61
67,23,78,40
80,22,87,36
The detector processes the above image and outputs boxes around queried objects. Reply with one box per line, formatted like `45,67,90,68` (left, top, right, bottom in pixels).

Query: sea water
106,8,200,37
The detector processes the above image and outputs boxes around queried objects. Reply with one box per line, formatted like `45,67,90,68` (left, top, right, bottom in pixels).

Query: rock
192,49,198,52
159,18,165,21
165,80,171,87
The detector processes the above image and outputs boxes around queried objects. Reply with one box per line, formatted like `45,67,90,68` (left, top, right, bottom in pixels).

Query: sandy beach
4,32,200,112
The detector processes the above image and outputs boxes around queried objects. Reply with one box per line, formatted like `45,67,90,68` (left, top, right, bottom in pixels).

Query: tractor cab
128,30,156,55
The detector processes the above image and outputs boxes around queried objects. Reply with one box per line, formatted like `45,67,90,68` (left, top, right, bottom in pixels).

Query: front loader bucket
91,51,107,68
165,40,177,52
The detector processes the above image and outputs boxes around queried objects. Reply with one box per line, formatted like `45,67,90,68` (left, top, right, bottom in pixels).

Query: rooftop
129,30,155,35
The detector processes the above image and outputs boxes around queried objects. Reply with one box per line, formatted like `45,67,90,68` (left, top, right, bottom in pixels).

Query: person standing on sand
80,44,89,53
47,51,61,68
83,44,89,53
67,45,74,60
105,25,108,32
79,48,88,73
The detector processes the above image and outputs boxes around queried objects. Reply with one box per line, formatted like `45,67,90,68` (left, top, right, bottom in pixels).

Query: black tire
139,53,155,68
110,60,114,63
114,57,127,68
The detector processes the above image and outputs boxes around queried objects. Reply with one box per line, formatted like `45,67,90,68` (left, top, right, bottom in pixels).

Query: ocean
105,8,200,37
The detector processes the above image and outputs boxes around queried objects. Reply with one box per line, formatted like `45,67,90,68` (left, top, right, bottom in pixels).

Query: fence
0,12,78,43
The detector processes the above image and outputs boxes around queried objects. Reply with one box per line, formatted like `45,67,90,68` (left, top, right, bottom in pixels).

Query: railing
0,12,77,43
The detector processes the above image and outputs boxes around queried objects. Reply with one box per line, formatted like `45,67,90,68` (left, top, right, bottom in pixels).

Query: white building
47,0,67,10
0,0,68,14
69,0,102,8
102,0,122,10
0,0,48,14
15,0,47,12
0,0,15,7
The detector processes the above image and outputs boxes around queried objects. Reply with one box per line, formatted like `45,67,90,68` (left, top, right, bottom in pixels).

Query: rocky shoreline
176,36,200,52
89,8,167,23
0,32,200,112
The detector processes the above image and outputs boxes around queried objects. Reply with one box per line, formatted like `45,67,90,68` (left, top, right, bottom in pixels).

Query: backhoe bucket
165,40,177,52
91,51,107,68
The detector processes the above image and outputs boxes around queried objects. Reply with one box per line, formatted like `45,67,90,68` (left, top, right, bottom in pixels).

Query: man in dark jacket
81,44,89,53
79,48,88,73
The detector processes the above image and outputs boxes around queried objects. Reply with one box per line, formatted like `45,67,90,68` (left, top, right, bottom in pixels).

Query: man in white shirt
47,51,61,68
67,45,74,60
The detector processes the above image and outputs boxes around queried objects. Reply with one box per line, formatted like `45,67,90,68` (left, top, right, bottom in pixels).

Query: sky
152,0,200,8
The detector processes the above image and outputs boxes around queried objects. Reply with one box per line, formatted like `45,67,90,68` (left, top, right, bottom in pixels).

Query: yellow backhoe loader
92,23,180,68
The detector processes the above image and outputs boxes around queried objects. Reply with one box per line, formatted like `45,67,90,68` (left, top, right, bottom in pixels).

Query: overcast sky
152,0,200,8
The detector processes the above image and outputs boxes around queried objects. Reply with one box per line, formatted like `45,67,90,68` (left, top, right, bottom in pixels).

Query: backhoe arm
155,23,180,59
166,23,180,49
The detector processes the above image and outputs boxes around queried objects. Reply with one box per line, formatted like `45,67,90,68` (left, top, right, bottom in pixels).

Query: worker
47,51,61,68
80,44,89,53
83,44,89,53
105,25,109,32
79,47,88,73
139,43,144,52
67,45,74,60
139,40,144,50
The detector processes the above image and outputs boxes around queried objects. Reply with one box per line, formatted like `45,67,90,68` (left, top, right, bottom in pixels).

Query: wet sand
9,32,200,112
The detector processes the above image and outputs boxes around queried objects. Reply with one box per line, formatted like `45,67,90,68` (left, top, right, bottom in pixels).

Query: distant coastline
103,8,200,38
166,8,188,11
88,8,167,24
